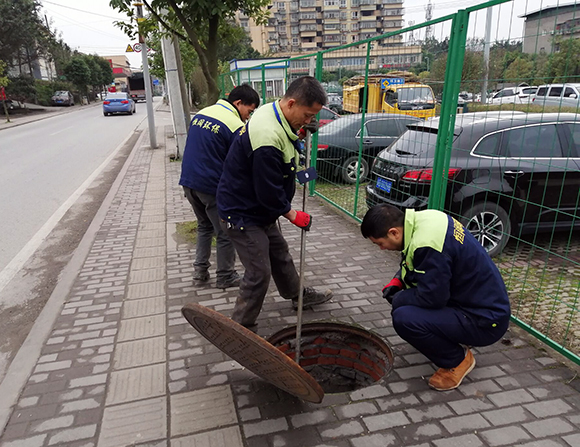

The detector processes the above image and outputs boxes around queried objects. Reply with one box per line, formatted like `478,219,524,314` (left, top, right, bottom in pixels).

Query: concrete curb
0,102,103,132
0,127,148,436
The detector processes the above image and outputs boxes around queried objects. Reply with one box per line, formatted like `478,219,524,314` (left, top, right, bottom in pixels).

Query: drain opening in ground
268,324,394,394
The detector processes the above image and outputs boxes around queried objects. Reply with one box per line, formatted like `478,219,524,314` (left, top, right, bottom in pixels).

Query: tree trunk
205,15,220,104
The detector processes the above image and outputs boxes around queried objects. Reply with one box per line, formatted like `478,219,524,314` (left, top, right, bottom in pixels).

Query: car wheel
462,202,511,257
103,112,108,116
341,156,369,184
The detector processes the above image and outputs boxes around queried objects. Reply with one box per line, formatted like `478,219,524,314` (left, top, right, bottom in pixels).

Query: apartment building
237,0,421,74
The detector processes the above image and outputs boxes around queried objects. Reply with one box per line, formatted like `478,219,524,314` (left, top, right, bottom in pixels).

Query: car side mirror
570,94,577,99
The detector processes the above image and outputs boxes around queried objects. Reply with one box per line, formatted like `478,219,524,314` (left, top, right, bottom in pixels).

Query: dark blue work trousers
392,305,510,369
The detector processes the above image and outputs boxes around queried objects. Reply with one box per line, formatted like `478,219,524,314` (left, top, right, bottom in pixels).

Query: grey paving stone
487,389,536,407
440,413,490,434
243,417,288,438
405,403,454,423
107,363,166,405
129,267,165,284
171,426,244,447
1,434,47,447
479,426,531,446
170,385,237,436
448,397,495,415
98,397,167,447
518,441,568,447
123,296,165,318
131,256,166,271
432,433,484,447
47,424,97,445
290,409,337,427
363,411,410,431
113,336,166,369
523,417,576,437
32,415,74,432
394,422,446,444
118,315,166,341
395,364,436,380
523,399,574,418
350,433,398,447
60,398,101,413
126,281,166,300
69,374,107,388
318,420,365,439
563,433,580,446
349,384,390,400
334,402,378,419
376,394,421,412
239,407,261,422
481,406,533,426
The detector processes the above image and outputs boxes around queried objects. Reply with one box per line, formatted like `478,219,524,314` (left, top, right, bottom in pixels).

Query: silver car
532,84,580,110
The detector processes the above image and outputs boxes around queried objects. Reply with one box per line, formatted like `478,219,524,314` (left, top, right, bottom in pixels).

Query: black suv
366,112,580,256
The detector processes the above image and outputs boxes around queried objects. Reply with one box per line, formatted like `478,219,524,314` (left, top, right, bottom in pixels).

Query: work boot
292,287,333,310
428,349,476,391
193,270,210,283
216,273,241,289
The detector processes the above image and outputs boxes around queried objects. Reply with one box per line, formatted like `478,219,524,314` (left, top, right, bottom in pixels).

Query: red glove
382,277,404,304
290,211,312,231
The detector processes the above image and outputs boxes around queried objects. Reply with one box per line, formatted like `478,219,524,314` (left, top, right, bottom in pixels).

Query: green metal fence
218,0,580,364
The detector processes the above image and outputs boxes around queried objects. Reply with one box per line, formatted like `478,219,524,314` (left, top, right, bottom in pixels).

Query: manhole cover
181,303,324,403
268,322,394,394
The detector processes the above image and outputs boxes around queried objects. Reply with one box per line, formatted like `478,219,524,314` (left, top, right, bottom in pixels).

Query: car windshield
318,117,358,136
397,87,434,104
55,91,67,96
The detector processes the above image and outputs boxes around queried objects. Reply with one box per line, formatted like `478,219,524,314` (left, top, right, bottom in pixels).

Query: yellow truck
343,72,436,119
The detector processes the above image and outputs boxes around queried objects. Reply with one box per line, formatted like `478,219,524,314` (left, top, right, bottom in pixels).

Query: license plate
376,177,392,193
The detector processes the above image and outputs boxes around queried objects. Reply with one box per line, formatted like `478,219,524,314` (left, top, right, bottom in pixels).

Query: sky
39,0,576,68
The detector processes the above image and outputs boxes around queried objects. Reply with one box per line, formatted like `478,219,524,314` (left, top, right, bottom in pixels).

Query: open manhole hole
268,322,394,394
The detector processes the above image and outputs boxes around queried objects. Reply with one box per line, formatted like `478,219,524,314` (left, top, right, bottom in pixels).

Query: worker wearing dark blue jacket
179,85,259,289
361,204,511,391
216,76,332,332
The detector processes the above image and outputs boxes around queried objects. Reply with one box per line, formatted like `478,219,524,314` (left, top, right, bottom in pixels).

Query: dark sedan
366,112,580,256
316,113,421,184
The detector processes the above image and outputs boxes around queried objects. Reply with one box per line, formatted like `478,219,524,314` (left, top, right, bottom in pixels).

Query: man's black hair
360,204,405,239
228,84,260,107
284,76,327,107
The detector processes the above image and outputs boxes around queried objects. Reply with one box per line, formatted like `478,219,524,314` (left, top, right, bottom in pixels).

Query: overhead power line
41,0,123,20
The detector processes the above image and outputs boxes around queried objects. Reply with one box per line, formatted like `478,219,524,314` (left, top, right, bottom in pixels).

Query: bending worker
179,84,260,289
361,204,511,391
216,76,332,332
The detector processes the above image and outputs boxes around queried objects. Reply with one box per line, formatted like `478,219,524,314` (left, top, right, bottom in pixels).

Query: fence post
261,65,266,103
428,9,469,211
352,41,372,217
310,51,324,196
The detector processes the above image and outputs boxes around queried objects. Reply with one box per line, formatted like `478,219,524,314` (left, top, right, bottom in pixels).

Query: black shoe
193,271,210,282
292,287,333,310
216,273,240,289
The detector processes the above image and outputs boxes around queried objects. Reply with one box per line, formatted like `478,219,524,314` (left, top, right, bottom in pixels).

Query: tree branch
142,0,188,43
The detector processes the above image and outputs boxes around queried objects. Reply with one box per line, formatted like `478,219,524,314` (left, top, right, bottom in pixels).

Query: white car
488,86,537,105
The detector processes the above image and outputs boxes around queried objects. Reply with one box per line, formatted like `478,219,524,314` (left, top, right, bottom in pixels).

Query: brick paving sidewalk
1,121,580,447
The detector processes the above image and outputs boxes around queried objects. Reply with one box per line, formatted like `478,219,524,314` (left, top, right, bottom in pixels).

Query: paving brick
487,389,536,407
117,315,166,341
432,433,484,447
172,426,244,447
524,398,574,418
47,424,97,445
69,374,107,388
363,411,410,431
113,336,166,369
405,403,454,423
523,417,576,437
479,426,531,446
318,420,365,439
291,409,337,427
481,406,533,426
448,397,495,415
123,297,165,319
440,413,490,434
394,422,446,444
60,398,101,413
170,385,238,436
126,281,166,299
349,384,390,400
98,397,166,447
563,433,580,446
334,402,378,419
107,364,166,405
1,434,47,447
243,417,288,438
31,414,74,432
350,433,398,447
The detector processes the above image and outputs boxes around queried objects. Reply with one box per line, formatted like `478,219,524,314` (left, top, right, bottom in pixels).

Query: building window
300,12,317,19
324,11,339,19
276,2,285,9
324,0,338,5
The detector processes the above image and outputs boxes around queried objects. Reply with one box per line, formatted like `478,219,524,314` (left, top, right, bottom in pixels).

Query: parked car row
365,111,580,256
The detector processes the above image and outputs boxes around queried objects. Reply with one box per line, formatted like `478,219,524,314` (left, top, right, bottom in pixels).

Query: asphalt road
0,103,145,296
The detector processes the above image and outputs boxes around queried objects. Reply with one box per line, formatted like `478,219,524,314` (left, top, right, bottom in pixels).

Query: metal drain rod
295,130,312,366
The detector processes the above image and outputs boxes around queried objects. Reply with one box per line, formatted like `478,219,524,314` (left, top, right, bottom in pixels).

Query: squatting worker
216,76,333,332
361,204,511,391
179,84,260,290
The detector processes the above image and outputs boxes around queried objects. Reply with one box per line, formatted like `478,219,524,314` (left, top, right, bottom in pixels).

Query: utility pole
482,7,493,104
134,2,157,149
160,33,188,158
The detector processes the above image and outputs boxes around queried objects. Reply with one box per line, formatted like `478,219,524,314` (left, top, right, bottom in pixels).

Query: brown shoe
428,349,476,391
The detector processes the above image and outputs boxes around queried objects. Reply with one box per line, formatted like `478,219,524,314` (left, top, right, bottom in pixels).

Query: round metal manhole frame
267,321,395,393
181,303,324,403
